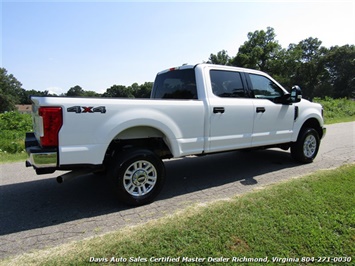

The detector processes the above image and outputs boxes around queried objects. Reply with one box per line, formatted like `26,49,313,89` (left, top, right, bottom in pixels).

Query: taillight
39,107,62,147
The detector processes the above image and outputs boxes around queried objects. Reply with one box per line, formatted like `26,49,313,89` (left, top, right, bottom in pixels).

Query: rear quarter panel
38,97,206,165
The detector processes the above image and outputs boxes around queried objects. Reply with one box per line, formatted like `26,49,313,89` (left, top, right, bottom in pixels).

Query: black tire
108,148,165,206
291,128,320,163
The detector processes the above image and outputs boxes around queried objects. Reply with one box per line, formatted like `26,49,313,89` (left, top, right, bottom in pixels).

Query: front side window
210,70,247,98
249,74,284,99
152,69,197,100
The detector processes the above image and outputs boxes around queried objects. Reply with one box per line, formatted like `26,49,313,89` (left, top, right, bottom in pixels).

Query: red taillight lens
39,107,62,147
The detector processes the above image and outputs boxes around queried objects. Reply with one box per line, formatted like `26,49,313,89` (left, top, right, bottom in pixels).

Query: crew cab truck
25,63,326,206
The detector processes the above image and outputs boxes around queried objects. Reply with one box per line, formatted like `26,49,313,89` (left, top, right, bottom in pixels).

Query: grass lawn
0,152,27,164
2,164,354,265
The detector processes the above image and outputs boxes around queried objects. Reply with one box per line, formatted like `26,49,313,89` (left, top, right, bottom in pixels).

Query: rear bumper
25,132,57,174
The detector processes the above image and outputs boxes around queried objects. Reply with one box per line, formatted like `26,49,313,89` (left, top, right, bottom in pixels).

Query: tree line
208,27,354,100
1,27,354,112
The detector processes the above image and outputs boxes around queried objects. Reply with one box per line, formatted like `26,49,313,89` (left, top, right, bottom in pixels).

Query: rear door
247,73,295,147
207,69,254,153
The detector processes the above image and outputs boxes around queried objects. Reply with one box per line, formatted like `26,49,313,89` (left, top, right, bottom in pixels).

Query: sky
1,0,355,95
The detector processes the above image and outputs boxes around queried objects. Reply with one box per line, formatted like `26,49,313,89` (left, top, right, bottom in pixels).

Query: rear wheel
108,148,165,206
291,128,320,163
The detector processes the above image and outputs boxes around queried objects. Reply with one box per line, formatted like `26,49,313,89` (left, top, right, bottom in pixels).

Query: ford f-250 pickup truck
25,63,326,205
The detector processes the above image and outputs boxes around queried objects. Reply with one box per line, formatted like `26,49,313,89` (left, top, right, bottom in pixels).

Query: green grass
314,97,355,124
2,164,354,266
0,152,27,164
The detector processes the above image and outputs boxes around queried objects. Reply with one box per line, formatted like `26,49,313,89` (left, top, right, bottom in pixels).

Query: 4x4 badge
67,106,106,114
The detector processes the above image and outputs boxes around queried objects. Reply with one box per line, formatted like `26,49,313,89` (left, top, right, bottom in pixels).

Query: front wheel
108,148,165,206
291,128,320,163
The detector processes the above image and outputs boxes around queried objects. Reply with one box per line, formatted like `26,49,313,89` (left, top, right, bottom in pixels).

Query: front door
248,73,295,147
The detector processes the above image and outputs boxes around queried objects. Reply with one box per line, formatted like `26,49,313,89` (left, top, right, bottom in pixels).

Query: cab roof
157,63,268,77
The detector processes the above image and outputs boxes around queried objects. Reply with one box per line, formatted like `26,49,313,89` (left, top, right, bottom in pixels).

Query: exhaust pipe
56,169,92,184
56,171,76,184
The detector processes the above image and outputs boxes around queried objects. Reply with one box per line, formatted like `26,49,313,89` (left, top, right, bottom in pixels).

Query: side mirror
290,85,302,103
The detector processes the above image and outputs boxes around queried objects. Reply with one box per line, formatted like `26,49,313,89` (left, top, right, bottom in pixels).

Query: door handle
256,107,266,113
213,107,225,114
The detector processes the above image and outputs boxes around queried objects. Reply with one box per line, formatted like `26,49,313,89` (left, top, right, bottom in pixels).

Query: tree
0,94,16,113
0,68,24,112
102,85,134,98
129,83,139,96
323,45,355,98
66,85,85,97
83,90,101,97
231,27,281,73
20,89,49,104
290,38,327,99
132,82,153,98
298,37,323,63
272,43,303,88
207,50,231,65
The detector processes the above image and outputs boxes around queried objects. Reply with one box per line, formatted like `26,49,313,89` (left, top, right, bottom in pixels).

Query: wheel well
104,137,173,166
301,118,323,139
115,126,164,139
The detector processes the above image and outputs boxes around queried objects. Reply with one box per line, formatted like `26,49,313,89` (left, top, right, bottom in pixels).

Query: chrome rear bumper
25,132,57,174
27,150,57,168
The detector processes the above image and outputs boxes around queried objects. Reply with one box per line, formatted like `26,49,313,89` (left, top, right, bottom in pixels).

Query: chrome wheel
123,160,157,197
291,128,320,164
303,134,317,158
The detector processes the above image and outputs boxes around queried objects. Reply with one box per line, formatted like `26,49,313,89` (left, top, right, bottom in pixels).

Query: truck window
210,70,247,98
249,74,283,99
152,69,198,100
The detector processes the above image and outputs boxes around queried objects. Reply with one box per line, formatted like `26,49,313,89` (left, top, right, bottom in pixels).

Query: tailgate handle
213,107,225,114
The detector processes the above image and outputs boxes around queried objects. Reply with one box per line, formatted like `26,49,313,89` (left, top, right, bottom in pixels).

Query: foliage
102,84,134,98
3,165,354,265
288,38,327,98
0,131,26,154
102,82,153,98
323,45,355,98
207,50,231,65
0,68,24,112
131,82,153,98
66,85,85,97
0,111,32,131
314,97,355,124
0,112,32,155
231,27,281,73
209,28,355,99
20,89,53,104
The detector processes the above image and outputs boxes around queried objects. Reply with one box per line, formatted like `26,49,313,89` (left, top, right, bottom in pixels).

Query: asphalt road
0,122,354,259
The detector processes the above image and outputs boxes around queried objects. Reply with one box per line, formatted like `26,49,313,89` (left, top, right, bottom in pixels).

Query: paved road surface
0,122,354,259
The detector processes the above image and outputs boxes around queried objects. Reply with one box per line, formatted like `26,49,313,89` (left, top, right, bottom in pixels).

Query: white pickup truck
26,63,326,205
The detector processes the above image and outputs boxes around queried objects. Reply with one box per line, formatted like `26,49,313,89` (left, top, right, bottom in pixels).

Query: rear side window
152,69,197,99
210,70,247,98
